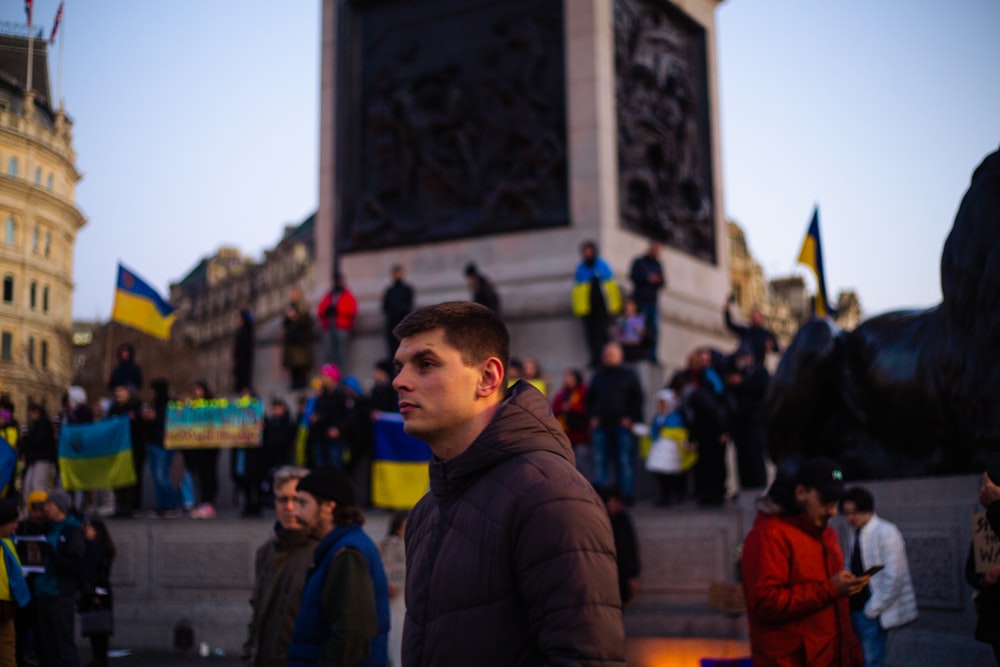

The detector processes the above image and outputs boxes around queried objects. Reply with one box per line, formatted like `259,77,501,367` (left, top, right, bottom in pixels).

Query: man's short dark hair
840,486,875,513
393,301,509,379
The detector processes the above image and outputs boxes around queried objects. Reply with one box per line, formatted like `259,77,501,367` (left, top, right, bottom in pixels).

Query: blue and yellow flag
371,413,432,510
796,207,838,319
112,263,176,340
0,432,16,496
58,417,137,491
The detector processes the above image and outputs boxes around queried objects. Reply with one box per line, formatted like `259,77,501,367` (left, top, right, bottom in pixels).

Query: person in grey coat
392,302,625,667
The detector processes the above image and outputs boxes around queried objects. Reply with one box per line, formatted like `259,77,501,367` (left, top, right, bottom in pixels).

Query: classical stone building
0,29,85,416
168,215,316,397
727,220,862,350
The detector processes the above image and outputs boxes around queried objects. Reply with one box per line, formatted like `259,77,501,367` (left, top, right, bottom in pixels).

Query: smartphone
862,564,884,577
988,452,1000,485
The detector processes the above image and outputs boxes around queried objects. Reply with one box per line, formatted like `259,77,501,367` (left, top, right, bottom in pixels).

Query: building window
27,337,34,366
41,340,48,369
46,173,53,191
44,231,51,257
7,157,17,177
29,281,36,309
33,167,40,185
2,276,12,304
42,285,49,313
4,217,13,245
0,332,10,361
32,226,39,252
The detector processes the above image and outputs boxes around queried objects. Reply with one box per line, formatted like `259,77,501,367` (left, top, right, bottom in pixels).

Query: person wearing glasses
244,466,317,666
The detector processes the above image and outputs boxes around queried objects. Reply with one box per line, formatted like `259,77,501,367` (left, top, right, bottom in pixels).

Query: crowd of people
4,251,997,666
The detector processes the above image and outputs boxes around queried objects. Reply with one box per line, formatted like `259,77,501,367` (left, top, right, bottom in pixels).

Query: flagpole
58,1,65,109
25,7,34,101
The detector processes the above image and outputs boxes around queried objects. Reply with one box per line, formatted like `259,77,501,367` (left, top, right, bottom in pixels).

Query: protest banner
165,397,263,449
973,511,1000,574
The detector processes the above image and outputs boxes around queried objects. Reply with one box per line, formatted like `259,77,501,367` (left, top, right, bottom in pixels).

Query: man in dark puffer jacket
392,302,625,667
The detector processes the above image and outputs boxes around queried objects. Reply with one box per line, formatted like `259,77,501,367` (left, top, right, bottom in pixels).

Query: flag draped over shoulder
58,417,136,491
0,434,16,496
796,207,838,318
112,263,176,340
371,413,432,510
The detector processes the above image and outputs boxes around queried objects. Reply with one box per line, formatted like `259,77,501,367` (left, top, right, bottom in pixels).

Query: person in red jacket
741,458,867,667
317,273,358,368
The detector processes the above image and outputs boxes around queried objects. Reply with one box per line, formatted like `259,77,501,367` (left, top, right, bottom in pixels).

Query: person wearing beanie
15,492,49,667
287,466,388,667
0,499,29,666
37,489,85,667
308,365,353,470
741,457,866,666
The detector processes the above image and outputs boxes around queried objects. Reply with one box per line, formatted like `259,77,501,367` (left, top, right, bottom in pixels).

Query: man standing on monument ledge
392,301,625,667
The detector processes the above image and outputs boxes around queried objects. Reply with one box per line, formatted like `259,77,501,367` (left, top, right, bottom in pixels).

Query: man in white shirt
840,486,919,667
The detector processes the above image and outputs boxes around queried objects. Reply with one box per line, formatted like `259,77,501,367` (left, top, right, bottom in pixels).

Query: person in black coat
381,265,414,358
107,343,142,392
725,345,771,490
601,485,640,607
19,403,57,500
80,519,115,667
107,386,144,518
233,306,255,393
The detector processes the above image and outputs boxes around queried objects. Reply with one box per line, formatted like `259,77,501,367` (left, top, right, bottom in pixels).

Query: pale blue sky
4,2,996,319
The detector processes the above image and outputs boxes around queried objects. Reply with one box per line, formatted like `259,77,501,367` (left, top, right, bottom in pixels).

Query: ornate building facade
727,220,862,350
0,30,85,416
168,215,315,396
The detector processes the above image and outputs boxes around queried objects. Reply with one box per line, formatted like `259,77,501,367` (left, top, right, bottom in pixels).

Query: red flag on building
24,0,33,26
50,2,64,43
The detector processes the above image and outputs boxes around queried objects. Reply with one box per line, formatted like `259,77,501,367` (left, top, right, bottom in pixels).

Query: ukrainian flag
0,433,16,496
112,263,176,340
371,413,432,510
796,207,838,318
58,417,137,490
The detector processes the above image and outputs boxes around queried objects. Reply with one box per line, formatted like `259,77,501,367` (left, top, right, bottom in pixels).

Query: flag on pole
58,417,137,490
796,206,838,318
24,0,33,26
371,413,432,509
50,2,63,43
111,263,177,339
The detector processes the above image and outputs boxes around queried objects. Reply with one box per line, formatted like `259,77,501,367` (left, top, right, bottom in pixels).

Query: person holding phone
742,458,865,666
841,486,918,667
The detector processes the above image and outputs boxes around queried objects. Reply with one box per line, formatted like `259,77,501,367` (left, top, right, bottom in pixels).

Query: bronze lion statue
767,146,1000,479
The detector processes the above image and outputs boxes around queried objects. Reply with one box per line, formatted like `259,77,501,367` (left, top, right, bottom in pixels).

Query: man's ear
323,500,337,520
477,357,505,398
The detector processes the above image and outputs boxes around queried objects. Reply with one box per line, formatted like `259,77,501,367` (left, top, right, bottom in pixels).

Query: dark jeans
183,448,219,505
851,611,887,667
37,596,79,667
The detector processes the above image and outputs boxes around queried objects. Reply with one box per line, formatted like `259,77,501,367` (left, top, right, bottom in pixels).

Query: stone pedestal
317,0,734,387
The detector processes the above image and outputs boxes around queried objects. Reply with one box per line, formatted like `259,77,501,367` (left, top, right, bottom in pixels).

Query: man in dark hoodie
392,301,624,667
107,343,142,392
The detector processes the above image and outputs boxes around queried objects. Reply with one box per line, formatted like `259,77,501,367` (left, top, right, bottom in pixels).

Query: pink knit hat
321,364,341,381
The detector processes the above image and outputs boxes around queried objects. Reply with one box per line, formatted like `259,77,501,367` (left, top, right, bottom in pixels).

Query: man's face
28,503,47,523
796,486,838,530
602,343,623,367
751,309,764,327
43,501,62,521
0,520,16,539
841,500,872,531
275,479,305,531
294,490,333,539
582,245,595,261
393,328,490,452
